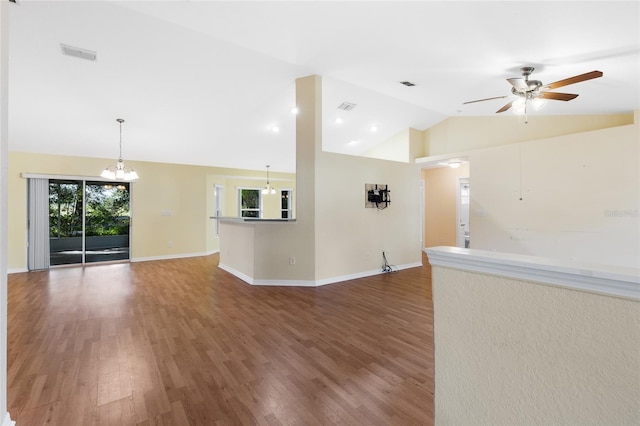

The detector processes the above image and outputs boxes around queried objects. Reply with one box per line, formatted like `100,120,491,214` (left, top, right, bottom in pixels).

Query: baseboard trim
219,261,423,287
2,412,15,426
218,263,255,284
252,278,318,287
131,250,217,263
7,268,28,274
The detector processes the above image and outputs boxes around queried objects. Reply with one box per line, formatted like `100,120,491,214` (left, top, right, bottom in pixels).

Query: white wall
470,120,640,268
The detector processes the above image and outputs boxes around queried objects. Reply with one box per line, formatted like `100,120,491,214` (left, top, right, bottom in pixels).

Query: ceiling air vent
400,81,416,87
60,43,97,62
337,102,357,111
9,0,20,4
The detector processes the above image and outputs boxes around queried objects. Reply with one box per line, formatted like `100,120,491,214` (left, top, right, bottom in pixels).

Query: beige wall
424,113,634,156
8,151,295,270
432,265,640,425
364,128,409,162
239,152,423,283
315,152,422,280
220,75,422,284
364,127,425,162
422,164,469,248
469,121,639,268
420,112,639,269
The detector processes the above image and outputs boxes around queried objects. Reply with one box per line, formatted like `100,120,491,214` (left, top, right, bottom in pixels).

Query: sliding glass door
48,179,130,266
85,182,130,263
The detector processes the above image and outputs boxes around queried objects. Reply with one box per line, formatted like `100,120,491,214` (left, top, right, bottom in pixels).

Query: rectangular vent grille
337,102,357,111
400,81,416,87
9,0,20,4
60,43,97,61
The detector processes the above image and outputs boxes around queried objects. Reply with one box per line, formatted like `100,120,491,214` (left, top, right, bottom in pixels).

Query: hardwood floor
7,254,434,425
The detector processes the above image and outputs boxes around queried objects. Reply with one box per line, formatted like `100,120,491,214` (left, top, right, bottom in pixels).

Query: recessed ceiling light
348,139,359,145
291,107,299,115
370,126,378,132
271,126,280,133
335,117,343,124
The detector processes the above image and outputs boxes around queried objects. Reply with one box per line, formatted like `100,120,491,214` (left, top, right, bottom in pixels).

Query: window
214,185,224,237
281,189,293,219
238,188,261,218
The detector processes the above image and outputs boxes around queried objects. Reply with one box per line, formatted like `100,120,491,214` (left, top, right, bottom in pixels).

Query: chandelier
262,165,276,195
101,118,139,181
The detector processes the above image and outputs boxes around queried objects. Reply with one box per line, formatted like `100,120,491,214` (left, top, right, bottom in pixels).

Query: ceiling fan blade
543,70,603,90
496,101,513,113
463,95,508,105
539,92,579,101
507,77,528,92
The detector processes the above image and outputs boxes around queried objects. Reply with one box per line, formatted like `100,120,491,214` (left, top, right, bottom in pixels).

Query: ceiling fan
464,67,603,114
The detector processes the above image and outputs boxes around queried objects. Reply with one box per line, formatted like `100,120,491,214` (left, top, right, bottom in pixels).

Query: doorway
47,179,131,266
456,177,470,248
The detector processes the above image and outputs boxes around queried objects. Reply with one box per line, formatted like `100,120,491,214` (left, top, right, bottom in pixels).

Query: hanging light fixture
101,118,138,181
262,165,276,195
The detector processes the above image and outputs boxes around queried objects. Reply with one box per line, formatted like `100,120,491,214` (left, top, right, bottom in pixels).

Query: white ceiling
7,1,640,173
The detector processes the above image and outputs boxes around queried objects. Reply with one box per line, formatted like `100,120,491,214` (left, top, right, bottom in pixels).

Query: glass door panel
49,180,84,266
85,182,130,263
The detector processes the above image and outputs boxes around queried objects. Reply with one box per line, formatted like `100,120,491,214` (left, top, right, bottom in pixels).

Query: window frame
280,188,294,219
237,187,262,218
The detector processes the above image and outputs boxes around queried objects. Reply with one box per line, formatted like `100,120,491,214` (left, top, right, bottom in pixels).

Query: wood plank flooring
7,254,434,425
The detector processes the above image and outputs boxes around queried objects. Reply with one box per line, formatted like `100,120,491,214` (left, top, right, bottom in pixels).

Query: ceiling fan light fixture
532,98,547,111
512,98,526,114
464,67,603,116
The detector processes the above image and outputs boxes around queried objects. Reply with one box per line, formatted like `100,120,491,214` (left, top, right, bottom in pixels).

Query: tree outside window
239,189,261,218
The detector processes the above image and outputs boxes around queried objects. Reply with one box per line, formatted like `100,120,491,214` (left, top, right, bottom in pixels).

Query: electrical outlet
289,257,295,265
168,240,173,248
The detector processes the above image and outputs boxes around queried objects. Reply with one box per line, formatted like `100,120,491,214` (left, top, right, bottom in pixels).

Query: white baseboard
219,261,423,287
218,263,255,284
131,250,218,263
9,251,220,272
253,278,318,287
2,412,15,426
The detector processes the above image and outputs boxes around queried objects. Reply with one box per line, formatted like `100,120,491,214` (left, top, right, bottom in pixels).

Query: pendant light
101,118,138,181
262,165,276,195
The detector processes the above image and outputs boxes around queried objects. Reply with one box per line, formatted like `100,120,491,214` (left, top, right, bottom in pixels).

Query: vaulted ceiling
8,1,640,173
